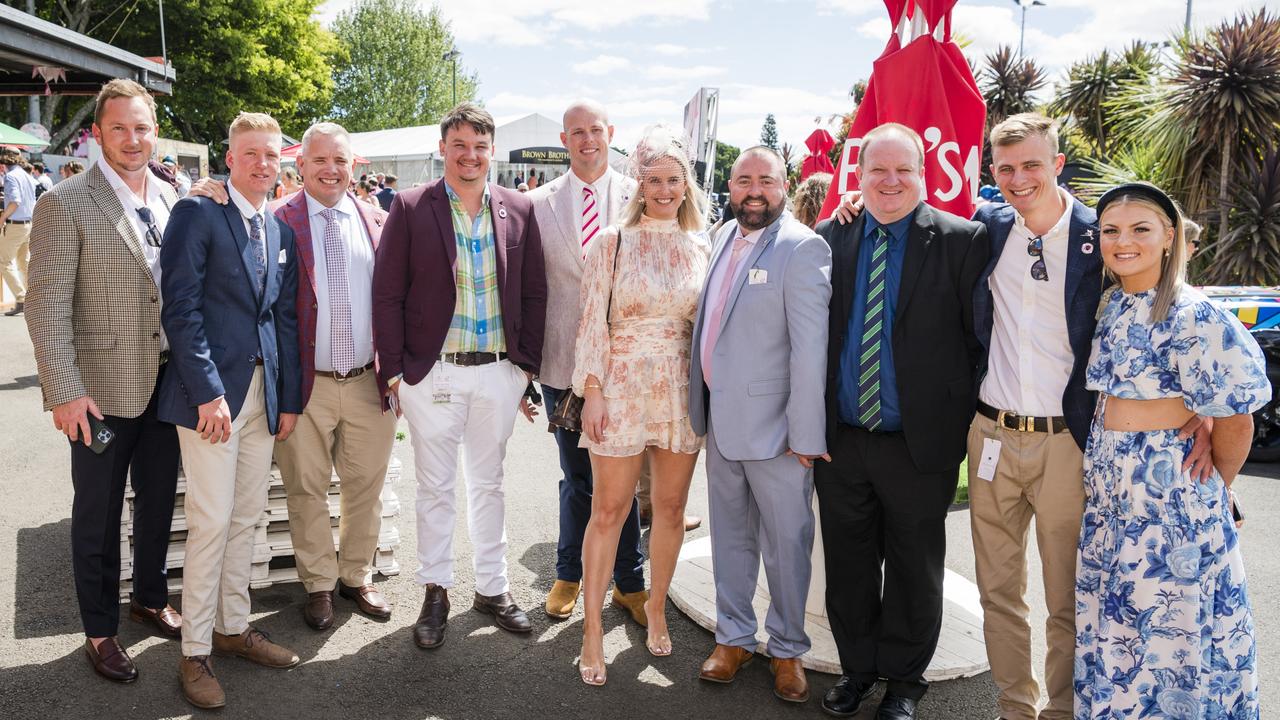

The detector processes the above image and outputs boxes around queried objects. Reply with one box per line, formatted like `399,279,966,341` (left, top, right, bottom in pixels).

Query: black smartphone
1231,493,1244,524
87,414,115,455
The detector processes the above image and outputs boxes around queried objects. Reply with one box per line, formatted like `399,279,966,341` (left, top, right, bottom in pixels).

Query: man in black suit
814,123,988,720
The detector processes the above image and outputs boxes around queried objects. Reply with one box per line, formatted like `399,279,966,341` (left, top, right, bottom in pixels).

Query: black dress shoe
822,675,877,717
473,591,532,633
3,302,22,316
876,693,918,720
413,584,449,649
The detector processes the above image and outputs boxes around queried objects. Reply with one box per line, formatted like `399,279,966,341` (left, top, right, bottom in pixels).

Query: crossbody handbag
548,233,622,433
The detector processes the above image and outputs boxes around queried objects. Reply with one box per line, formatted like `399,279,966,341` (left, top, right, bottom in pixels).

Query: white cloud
652,43,690,56
644,64,726,81
571,54,631,76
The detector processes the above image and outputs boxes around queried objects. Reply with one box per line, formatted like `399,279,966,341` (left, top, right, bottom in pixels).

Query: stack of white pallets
118,458,402,602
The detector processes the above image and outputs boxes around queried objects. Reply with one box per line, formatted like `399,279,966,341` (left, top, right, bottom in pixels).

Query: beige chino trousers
967,411,1085,720
275,371,397,593
0,222,30,304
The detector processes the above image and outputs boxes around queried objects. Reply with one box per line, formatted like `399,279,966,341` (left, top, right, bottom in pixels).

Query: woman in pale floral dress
1074,183,1267,720
573,127,709,686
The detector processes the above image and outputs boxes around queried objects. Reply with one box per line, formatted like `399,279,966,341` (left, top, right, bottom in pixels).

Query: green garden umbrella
0,121,50,148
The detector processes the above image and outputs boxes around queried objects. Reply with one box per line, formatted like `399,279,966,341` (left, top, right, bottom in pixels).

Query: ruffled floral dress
1075,286,1269,720
572,216,709,456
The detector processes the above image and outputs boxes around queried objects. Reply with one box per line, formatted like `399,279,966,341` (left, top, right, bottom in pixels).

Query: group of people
18,75,1265,720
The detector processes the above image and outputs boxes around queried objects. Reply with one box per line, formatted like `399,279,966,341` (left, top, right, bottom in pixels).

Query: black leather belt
315,361,374,380
5,219,31,225
977,400,1069,434
440,351,508,367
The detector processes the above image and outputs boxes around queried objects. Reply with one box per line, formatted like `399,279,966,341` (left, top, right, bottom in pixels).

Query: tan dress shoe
770,657,810,703
212,627,300,668
179,655,225,709
698,644,754,683
545,579,580,619
609,587,649,627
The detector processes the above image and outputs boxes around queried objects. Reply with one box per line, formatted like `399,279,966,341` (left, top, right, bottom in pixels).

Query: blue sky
314,0,1273,152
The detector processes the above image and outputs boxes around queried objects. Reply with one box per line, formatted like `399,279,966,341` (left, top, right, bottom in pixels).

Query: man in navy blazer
373,103,546,651
159,112,302,710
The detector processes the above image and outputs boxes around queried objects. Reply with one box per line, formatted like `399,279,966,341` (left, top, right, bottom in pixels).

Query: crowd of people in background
5,75,1267,720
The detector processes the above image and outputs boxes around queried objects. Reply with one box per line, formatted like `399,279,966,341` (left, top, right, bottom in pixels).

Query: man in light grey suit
527,100,649,624
690,147,832,705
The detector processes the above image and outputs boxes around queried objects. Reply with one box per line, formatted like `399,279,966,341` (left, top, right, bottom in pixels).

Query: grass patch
954,457,970,506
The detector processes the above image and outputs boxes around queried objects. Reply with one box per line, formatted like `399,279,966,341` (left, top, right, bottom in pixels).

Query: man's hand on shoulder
187,178,229,205
834,191,863,225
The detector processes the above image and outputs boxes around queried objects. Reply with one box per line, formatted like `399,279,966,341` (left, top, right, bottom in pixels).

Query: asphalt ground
1,314,1276,719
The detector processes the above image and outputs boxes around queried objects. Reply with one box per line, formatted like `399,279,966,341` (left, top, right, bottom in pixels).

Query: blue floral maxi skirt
1074,420,1259,720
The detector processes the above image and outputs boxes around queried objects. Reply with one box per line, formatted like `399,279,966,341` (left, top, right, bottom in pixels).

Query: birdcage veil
619,124,707,232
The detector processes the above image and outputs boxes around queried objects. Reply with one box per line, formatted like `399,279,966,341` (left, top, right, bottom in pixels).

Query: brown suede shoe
303,591,334,631
338,582,391,619
698,644,754,683
129,600,182,638
545,579,580,619
770,657,810,703
85,637,137,683
179,655,225,709
212,627,300,669
414,584,449,649
610,587,649,627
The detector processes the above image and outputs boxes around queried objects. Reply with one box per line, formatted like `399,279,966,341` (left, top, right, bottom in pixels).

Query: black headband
1096,182,1181,231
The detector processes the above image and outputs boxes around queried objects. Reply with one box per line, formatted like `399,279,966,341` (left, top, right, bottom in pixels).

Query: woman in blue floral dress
1075,183,1269,720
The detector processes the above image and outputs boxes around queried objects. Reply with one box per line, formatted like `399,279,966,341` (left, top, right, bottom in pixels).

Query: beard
731,194,785,231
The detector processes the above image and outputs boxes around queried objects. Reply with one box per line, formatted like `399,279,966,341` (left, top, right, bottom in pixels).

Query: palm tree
1115,10,1280,245
1050,42,1160,158
979,45,1047,131
1209,148,1280,284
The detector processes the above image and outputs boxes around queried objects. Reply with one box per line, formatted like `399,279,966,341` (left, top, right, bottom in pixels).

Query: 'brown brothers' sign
509,147,570,164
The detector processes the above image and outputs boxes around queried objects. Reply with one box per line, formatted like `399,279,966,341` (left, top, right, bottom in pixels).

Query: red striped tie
581,185,600,258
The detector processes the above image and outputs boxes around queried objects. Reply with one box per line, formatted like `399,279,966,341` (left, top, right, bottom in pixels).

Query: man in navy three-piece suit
158,111,303,710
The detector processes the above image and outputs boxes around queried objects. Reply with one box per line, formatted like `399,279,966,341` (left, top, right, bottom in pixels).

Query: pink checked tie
701,235,750,387
581,185,600,258
320,208,355,375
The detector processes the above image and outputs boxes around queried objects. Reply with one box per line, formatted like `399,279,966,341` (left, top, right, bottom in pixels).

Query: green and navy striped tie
856,227,889,430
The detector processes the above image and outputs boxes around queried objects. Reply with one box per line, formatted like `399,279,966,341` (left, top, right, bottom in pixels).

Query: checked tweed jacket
25,163,178,418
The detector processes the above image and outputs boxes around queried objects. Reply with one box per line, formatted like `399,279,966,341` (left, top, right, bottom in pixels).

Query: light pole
1012,0,1046,58
1185,0,1192,34
442,48,461,106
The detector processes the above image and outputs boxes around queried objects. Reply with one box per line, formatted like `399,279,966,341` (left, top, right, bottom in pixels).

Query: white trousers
399,359,527,596
177,368,276,656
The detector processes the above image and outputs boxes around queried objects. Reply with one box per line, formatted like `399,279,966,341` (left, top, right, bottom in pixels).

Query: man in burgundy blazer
373,103,546,650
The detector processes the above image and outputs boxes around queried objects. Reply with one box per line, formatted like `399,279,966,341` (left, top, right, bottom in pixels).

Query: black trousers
814,423,959,701
542,386,644,592
69,364,179,637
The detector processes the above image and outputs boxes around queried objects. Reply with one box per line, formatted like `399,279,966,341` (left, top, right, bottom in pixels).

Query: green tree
979,45,1047,131
1050,43,1160,158
760,114,778,150
713,141,740,194
329,0,477,132
17,0,336,159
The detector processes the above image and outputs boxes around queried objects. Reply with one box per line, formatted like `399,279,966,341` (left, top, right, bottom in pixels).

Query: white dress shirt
698,224,764,363
979,187,1075,416
98,159,171,352
305,192,375,371
568,169,613,252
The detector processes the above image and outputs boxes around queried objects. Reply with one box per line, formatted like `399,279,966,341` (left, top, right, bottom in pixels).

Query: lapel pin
1083,228,1095,240
497,207,507,219
1081,243,1094,254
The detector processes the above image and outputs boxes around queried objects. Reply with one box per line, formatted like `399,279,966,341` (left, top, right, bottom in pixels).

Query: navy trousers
542,385,644,592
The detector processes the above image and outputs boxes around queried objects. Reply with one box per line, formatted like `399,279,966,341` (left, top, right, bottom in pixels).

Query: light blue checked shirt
442,182,506,353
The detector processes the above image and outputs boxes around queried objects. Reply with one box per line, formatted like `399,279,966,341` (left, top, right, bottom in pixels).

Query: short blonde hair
860,123,925,169
95,78,156,126
229,111,281,140
990,112,1059,150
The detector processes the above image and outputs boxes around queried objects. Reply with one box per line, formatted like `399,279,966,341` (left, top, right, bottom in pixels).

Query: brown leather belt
977,400,1069,434
439,351,508,367
315,361,374,380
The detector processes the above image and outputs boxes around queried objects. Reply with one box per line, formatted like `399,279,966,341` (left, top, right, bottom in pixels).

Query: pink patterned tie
701,235,750,387
320,208,355,375
581,185,600,258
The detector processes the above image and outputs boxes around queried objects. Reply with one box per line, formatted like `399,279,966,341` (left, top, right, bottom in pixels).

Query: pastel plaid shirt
442,182,506,353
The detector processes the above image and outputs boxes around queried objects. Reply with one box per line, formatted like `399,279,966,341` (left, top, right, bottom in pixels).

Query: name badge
976,438,1001,482
277,249,287,264
432,371,452,404
748,268,768,284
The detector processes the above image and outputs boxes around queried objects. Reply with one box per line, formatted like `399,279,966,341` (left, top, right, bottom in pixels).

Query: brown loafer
129,600,182,638
473,591,532,633
212,627,300,668
303,591,334,630
179,655,225,709
698,643,754,683
85,637,137,683
414,584,449,649
338,582,391,619
770,656,810,703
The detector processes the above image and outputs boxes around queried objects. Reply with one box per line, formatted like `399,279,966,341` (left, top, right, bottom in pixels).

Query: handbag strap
605,230,622,323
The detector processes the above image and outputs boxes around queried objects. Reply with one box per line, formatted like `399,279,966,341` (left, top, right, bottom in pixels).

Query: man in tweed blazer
24,79,183,684
526,100,650,623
